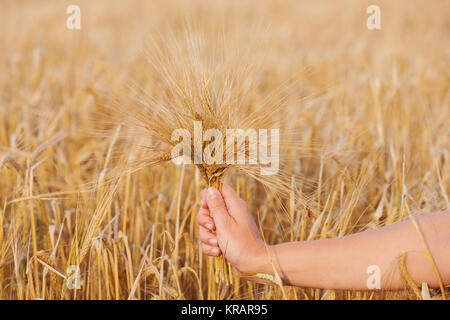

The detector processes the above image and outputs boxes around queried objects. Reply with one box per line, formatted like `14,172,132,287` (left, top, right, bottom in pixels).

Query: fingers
221,183,240,202
199,210,220,256
200,184,249,228
199,225,218,246
198,189,215,230
198,208,215,231
202,243,221,256
206,187,231,228
221,183,249,219
202,184,246,211
200,189,208,209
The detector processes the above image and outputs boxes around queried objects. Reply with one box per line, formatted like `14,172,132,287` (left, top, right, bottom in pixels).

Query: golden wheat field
0,0,448,300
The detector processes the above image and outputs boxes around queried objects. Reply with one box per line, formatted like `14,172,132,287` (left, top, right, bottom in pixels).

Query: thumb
206,187,231,229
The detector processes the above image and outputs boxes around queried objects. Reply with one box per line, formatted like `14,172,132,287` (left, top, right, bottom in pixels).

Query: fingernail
207,187,219,200
200,199,204,206
209,238,218,245
205,223,213,230
211,248,219,255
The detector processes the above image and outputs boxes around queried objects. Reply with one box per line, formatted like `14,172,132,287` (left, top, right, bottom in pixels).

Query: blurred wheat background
0,0,448,300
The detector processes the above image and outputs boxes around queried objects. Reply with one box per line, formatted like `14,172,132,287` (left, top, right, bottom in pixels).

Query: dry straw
2,0,447,301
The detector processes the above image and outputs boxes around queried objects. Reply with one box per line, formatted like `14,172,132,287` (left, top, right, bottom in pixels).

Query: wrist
242,243,274,275
254,243,289,285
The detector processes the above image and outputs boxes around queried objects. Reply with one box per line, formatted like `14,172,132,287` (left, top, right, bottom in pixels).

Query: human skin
197,184,450,290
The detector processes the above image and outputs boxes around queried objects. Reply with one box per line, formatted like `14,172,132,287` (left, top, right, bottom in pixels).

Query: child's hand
197,184,267,274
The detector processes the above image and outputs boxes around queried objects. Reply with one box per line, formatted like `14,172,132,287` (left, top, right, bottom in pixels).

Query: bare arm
259,211,450,289
197,184,450,290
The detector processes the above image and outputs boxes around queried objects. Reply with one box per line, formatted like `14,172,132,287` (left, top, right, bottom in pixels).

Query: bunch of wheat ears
101,26,309,286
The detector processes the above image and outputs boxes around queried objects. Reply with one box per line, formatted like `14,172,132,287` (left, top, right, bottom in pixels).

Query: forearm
257,210,450,290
